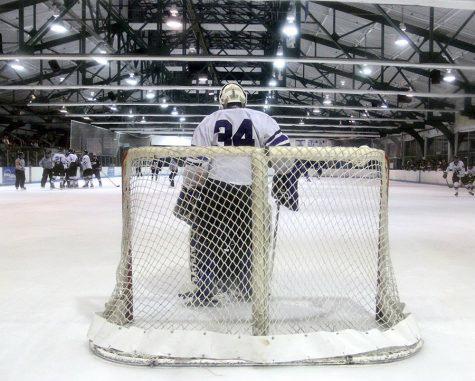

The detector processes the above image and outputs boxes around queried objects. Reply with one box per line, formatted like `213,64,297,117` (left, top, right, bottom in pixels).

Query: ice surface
1,180,474,380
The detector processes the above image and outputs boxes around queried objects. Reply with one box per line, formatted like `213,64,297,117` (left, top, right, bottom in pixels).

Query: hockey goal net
88,146,421,365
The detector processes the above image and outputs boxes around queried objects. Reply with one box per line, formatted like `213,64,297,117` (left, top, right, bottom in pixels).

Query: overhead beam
5,84,474,98
91,120,401,129
60,113,420,123
26,102,460,113
2,54,475,71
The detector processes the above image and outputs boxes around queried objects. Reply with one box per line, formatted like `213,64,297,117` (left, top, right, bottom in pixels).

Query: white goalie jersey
191,107,290,185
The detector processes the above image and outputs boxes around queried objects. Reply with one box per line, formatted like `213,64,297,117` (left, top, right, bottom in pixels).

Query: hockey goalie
173,83,301,307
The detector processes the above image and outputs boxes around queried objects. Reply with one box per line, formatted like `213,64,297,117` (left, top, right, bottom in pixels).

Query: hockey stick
101,170,120,187
268,202,281,278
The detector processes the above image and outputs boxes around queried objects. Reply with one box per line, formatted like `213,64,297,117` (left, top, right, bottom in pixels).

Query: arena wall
0,167,122,185
389,170,447,185
1,167,448,186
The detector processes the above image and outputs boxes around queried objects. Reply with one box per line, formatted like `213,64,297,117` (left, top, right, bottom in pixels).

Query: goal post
88,146,422,366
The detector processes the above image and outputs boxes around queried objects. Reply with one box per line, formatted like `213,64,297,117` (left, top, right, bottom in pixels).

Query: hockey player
443,156,466,196
14,152,26,190
81,150,94,188
39,150,54,189
65,149,79,188
135,164,143,177
91,154,103,187
174,83,295,307
169,158,178,187
52,149,67,189
461,165,475,196
150,155,161,181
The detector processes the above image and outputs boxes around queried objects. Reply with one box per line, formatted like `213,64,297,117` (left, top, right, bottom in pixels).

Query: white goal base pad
88,313,422,366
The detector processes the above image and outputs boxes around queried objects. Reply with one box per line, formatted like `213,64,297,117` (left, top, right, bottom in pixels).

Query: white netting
89,146,421,365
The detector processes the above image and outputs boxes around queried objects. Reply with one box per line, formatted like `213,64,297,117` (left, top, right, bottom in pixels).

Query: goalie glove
173,187,201,225
443,172,448,179
272,173,299,211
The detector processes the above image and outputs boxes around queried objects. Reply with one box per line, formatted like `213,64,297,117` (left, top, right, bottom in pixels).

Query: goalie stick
268,202,281,280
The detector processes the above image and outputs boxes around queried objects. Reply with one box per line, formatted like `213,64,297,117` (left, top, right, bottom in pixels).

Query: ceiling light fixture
323,96,332,105
443,69,456,83
125,73,139,86
52,6,61,18
94,55,109,66
9,59,25,71
273,44,286,70
282,15,298,37
145,90,156,100
160,97,169,109
166,5,183,30
50,22,68,34
395,37,409,47
360,65,372,75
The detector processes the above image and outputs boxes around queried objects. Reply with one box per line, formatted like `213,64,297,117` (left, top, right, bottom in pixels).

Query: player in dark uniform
135,163,143,177
52,149,67,189
150,156,161,181
169,158,178,187
461,166,475,196
39,150,54,189
65,149,79,188
91,154,103,187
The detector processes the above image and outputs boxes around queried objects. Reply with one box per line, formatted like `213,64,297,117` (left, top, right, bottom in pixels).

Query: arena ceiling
0,0,474,147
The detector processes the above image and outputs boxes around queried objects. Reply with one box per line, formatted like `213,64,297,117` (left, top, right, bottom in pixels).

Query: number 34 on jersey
191,108,290,148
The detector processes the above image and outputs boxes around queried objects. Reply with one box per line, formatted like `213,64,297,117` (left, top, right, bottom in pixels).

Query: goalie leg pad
173,187,201,225
191,179,253,298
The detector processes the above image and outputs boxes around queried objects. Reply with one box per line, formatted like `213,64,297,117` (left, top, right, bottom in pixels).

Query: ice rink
1,179,474,380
